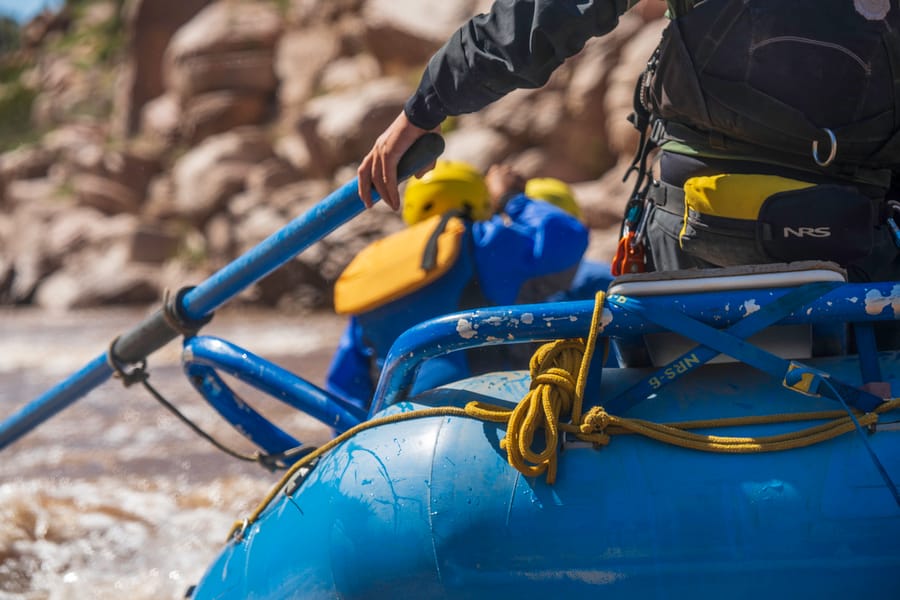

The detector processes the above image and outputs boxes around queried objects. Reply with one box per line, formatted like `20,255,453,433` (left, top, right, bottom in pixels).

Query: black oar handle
396,132,444,180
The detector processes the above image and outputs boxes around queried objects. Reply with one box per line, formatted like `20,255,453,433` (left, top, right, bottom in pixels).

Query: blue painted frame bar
185,362,303,456
183,336,365,440
370,282,900,413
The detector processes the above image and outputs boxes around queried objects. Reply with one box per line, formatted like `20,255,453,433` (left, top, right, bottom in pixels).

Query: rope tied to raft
466,292,608,483
466,291,900,486
227,288,900,539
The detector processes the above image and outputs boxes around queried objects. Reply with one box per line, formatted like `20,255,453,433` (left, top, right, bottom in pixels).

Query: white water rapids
0,306,346,599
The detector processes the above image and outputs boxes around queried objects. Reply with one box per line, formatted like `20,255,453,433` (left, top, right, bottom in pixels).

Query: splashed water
0,307,344,599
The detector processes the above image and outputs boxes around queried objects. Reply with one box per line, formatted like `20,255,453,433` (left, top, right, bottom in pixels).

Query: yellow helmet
402,160,491,226
525,177,581,218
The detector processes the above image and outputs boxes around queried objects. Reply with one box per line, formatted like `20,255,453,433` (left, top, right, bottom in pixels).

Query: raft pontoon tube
189,262,900,600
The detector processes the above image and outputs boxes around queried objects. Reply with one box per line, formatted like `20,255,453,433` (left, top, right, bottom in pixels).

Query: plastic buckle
783,361,826,397
649,118,666,145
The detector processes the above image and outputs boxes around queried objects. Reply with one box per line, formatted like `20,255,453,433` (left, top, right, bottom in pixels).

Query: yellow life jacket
334,213,467,316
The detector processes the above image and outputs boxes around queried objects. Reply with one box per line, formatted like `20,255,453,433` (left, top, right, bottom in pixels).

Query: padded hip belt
648,175,882,266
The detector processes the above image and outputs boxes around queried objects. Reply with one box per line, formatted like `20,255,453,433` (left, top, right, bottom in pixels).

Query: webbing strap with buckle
647,180,684,215
607,282,836,413
606,287,884,414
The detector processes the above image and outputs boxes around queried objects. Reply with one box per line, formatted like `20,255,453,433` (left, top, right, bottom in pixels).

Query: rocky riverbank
0,0,666,312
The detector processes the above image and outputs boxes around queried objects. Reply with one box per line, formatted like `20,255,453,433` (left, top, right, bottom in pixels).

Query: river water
0,306,348,599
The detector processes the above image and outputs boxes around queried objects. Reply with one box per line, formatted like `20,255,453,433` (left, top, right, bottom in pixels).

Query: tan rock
140,93,182,142
294,78,410,174
72,174,143,215
4,179,60,208
275,27,343,108
170,129,273,225
113,0,211,136
0,146,57,182
128,224,181,264
286,0,365,27
204,213,235,266
166,1,283,60
441,128,513,173
34,242,160,310
318,54,381,94
180,91,270,144
361,0,481,69
168,50,277,101
246,158,302,198
273,134,314,174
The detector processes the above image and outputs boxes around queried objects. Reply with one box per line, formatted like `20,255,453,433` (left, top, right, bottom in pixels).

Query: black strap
648,180,685,216
660,121,894,190
420,209,467,271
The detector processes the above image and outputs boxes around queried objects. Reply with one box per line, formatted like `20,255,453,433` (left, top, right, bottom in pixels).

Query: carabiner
612,231,646,276
812,128,837,167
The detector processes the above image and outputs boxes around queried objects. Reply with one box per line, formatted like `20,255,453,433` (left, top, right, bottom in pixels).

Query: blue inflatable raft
187,262,900,599
1,134,897,598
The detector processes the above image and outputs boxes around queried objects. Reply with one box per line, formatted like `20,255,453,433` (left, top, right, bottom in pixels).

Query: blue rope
814,375,900,509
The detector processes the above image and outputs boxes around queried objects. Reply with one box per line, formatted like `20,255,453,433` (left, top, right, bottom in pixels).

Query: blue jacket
326,195,589,411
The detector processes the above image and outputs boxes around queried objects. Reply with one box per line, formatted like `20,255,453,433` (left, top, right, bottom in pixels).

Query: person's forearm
404,0,632,129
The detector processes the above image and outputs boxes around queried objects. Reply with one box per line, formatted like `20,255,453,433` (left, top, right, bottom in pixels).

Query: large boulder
169,50,279,101
293,78,411,175
441,128,514,173
140,93,182,143
164,1,282,101
275,26,343,110
113,0,212,137
168,128,274,225
361,0,475,69
33,242,160,310
71,174,142,215
180,91,271,144
0,146,57,182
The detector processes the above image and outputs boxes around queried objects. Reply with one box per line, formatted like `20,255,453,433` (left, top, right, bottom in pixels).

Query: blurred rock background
0,0,667,313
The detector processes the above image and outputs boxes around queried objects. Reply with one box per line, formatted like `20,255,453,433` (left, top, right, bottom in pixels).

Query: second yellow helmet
402,160,492,226
525,177,581,218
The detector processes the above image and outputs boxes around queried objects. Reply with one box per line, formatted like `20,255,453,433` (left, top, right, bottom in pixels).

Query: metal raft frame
53,280,900,459
369,280,896,412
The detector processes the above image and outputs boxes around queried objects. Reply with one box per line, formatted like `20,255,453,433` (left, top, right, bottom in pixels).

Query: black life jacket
646,0,900,189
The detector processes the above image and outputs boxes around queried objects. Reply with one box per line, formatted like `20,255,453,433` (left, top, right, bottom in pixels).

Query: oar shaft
0,354,112,449
0,134,445,451
182,178,363,320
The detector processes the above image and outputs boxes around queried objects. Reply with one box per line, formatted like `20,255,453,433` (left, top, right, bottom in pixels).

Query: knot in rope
467,291,608,485
579,406,611,434
496,338,586,484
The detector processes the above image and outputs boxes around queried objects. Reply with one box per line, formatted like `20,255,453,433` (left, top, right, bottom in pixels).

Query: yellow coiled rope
465,292,607,483
230,290,900,539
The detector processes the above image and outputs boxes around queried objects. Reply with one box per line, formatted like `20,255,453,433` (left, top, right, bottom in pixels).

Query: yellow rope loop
487,291,610,484
465,337,586,484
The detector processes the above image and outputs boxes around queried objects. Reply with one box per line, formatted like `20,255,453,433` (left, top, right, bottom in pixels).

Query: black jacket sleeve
404,0,636,129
